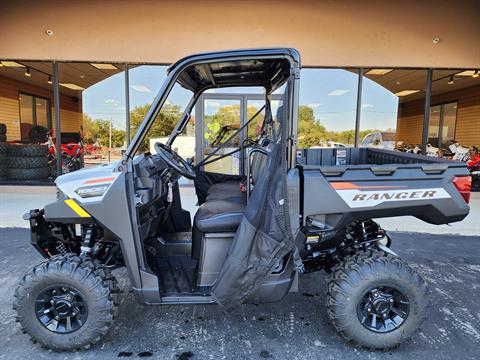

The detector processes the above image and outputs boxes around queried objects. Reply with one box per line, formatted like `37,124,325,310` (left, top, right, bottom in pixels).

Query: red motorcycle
30,126,85,175
467,147,480,192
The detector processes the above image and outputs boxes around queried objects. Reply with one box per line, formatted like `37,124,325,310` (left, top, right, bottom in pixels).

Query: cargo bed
296,148,470,230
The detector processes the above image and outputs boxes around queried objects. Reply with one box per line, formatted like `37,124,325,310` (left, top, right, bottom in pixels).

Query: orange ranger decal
83,177,116,185
330,182,407,190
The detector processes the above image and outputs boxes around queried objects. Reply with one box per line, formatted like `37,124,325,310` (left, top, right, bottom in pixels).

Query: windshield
133,80,193,154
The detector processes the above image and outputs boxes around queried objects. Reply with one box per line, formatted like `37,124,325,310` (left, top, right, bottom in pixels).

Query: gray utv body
25,48,470,308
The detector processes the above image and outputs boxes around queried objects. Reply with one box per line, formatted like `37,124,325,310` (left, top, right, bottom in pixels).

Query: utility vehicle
14,48,472,351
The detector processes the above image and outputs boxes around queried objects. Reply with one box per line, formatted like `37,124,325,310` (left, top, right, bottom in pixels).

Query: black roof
167,48,300,93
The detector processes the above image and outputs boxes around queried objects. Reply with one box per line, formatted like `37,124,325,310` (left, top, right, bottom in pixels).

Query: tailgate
301,164,470,228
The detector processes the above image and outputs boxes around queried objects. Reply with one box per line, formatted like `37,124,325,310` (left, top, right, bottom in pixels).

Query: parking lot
0,226,479,360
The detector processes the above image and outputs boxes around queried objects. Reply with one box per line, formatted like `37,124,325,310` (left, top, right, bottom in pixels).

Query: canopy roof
169,48,299,93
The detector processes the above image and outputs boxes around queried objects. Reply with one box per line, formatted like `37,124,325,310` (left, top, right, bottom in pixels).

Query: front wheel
13,255,116,351
326,249,427,349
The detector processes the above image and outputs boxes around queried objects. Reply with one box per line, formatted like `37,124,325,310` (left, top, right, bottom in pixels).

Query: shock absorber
80,227,94,256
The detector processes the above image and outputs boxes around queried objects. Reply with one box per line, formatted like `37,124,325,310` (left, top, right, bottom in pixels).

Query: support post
124,63,131,146
421,69,433,154
53,62,62,176
354,68,364,147
108,118,112,163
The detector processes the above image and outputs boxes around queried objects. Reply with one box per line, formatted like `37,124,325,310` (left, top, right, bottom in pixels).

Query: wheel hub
357,287,410,333
52,296,76,318
35,286,88,334
371,293,393,316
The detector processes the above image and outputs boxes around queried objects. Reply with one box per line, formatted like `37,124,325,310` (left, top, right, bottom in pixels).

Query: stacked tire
0,143,7,181
7,144,50,181
0,123,6,142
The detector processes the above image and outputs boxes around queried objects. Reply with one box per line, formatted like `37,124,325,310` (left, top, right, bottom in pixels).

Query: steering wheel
154,142,196,179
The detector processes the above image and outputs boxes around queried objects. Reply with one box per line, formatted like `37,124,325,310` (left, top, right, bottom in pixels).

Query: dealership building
0,0,479,182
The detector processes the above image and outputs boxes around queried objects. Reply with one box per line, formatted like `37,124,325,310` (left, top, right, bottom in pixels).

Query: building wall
0,76,82,141
0,0,479,68
396,85,480,146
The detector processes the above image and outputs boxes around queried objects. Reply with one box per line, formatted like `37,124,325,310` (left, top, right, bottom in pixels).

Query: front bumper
23,209,51,258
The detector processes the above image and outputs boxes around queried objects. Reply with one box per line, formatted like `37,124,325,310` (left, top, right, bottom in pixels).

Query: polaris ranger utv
14,48,472,351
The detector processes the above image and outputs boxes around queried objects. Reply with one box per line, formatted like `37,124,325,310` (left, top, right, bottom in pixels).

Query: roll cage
123,48,301,168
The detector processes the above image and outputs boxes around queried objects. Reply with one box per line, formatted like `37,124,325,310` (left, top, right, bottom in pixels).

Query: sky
83,66,399,132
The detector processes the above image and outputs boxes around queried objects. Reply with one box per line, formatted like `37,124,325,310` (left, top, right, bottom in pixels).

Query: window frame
429,100,458,147
18,91,53,129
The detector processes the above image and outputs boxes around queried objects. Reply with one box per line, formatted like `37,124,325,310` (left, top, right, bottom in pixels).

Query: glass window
442,102,457,145
203,98,241,174
299,69,358,148
428,102,457,147
129,65,168,145
430,69,480,149
360,69,400,149
246,98,281,139
428,105,441,146
19,93,52,140
141,80,194,154
389,70,428,148
62,62,126,163
19,94,34,124
35,97,49,128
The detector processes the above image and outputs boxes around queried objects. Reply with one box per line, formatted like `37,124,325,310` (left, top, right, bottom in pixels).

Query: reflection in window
19,93,52,141
360,69,399,149
429,102,457,147
203,98,241,174
299,69,358,148
428,105,441,145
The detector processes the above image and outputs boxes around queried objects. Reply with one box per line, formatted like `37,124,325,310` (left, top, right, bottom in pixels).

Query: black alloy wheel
326,249,427,349
35,285,88,334
356,286,410,333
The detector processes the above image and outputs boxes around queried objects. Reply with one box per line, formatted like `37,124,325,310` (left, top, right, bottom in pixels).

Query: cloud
361,104,374,108
328,89,349,96
104,99,120,104
131,85,151,93
307,103,321,108
206,101,221,108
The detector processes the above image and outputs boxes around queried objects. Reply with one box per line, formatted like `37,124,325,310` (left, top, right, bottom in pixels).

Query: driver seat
191,144,269,259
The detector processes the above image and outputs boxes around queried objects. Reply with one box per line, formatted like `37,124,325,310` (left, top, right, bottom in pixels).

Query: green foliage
204,105,242,145
296,105,388,147
82,114,126,148
297,105,328,148
84,100,390,154
130,103,183,152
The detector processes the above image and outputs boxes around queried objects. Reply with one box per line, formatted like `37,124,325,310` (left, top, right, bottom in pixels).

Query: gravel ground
0,228,479,360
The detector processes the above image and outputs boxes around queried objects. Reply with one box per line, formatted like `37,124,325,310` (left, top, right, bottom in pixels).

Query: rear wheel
13,255,117,351
326,249,427,349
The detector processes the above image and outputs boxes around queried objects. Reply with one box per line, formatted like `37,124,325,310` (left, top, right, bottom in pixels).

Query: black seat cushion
192,199,246,259
206,180,246,203
194,200,245,233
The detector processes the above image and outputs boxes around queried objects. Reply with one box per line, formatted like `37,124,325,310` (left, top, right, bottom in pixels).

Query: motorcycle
29,126,84,175
467,147,480,191
46,132,84,175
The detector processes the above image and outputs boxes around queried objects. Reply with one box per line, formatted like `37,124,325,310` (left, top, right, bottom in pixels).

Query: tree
130,103,183,152
297,105,328,148
82,114,126,148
